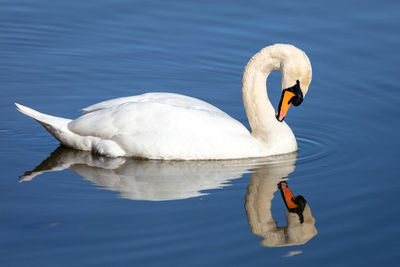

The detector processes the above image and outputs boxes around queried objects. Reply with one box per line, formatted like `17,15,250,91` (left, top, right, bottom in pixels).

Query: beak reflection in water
278,181,307,224
19,146,317,247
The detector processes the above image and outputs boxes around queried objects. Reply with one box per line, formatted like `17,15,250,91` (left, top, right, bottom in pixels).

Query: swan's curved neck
242,46,295,150
242,47,283,134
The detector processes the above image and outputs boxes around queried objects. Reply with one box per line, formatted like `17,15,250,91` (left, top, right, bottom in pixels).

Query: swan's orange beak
278,181,298,209
276,90,296,122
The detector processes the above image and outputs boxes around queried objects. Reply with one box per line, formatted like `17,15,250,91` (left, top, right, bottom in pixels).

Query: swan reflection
20,146,316,246
245,163,317,247
20,146,259,200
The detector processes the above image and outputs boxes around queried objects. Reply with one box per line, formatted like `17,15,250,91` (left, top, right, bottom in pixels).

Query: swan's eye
288,80,303,106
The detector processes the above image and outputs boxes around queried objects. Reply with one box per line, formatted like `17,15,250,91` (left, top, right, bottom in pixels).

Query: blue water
1,0,400,266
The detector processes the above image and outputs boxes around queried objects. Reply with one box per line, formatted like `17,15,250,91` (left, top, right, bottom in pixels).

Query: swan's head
275,44,312,122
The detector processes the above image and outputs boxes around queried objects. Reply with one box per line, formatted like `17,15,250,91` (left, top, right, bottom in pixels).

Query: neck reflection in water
20,146,317,246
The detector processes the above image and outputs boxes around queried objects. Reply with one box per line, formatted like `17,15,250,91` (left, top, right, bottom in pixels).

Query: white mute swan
16,44,312,160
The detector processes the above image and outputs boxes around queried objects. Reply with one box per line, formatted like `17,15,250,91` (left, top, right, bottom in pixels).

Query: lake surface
1,0,400,266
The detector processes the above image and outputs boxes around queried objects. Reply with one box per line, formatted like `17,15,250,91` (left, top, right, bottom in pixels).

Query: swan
15,44,312,160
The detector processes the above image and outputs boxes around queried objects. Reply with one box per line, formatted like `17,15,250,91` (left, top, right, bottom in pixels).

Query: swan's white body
16,44,312,160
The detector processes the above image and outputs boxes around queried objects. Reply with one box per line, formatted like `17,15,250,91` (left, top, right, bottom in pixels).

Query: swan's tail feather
15,103,71,128
15,103,75,145
16,103,122,157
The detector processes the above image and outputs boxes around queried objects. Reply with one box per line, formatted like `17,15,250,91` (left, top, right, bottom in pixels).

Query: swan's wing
71,100,247,139
69,97,258,159
81,93,222,114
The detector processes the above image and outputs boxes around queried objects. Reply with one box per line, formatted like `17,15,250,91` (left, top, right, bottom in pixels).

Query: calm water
1,0,400,266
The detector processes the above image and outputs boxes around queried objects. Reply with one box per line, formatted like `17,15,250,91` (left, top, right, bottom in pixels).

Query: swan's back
82,93,222,114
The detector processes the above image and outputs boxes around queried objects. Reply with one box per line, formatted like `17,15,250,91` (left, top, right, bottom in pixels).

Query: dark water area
1,0,400,266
